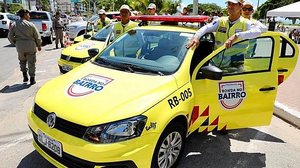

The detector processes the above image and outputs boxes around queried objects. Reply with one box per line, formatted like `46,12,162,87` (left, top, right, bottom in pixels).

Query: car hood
35,63,178,126
62,39,105,58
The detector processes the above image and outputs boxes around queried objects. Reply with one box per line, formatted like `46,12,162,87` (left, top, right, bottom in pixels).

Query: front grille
30,129,137,168
33,103,87,138
60,54,84,63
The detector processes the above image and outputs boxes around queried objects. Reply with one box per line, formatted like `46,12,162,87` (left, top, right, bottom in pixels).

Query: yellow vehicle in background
73,12,120,44
28,16,298,168
58,23,115,73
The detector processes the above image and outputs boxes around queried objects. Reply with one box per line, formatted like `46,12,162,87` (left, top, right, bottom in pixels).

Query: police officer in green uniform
53,11,64,49
186,0,263,72
113,4,138,38
97,9,111,30
8,9,42,85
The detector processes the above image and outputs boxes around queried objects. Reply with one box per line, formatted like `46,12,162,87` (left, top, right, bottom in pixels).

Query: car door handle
278,69,288,72
259,87,276,91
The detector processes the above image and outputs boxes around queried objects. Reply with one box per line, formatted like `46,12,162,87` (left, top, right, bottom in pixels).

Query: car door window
280,37,295,57
206,37,274,75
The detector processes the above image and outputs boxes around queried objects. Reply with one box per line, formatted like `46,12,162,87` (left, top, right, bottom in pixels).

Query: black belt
56,27,63,29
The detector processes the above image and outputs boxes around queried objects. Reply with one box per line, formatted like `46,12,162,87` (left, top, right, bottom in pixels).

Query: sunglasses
242,7,253,11
148,8,154,10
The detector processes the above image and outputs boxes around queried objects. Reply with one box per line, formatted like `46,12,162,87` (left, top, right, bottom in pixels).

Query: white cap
119,4,130,11
243,1,254,7
148,3,156,9
98,9,105,15
226,0,242,3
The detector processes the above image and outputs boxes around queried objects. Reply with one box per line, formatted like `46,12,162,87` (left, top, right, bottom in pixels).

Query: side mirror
83,34,91,39
88,48,99,58
199,65,223,80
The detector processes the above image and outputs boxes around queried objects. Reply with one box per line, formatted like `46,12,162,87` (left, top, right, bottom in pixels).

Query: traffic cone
64,34,73,47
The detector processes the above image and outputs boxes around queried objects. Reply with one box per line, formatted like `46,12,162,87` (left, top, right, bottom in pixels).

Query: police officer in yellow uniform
242,1,267,32
53,11,64,49
113,4,138,38
241,1,267,59
186,0,263,72
8,9,42,85
97,9,111,30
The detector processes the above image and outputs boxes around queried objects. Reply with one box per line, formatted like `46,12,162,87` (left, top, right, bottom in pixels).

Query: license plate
62,64,72,71
38,130,62,157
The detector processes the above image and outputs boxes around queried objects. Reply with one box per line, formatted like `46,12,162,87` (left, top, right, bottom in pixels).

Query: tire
151,122,186,168
77,30,85,37
47,32,53,44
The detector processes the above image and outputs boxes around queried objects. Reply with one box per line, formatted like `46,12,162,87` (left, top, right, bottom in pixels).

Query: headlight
83,115,147,144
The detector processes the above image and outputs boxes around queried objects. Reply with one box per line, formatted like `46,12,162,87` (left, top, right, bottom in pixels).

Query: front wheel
151,122,186,168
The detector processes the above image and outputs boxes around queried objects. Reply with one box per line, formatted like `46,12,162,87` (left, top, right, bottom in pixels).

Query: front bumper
57,56,83,73
66,31,77,40
40,30,52,38
27,107,158,168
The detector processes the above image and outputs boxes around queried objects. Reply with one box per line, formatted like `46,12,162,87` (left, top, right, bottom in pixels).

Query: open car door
188,34,297,133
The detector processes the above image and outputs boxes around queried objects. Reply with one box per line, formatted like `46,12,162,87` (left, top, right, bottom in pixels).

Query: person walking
8,9,41,85
53,11,64,49
97,9,111,30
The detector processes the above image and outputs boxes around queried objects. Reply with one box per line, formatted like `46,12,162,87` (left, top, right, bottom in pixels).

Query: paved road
0,38,299,168
0,37,19,83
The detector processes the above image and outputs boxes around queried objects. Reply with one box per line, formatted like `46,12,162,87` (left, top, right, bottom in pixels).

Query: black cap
17,9,30,16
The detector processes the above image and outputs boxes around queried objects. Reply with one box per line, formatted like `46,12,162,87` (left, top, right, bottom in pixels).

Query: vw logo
47,113,56,128
66,56,71,61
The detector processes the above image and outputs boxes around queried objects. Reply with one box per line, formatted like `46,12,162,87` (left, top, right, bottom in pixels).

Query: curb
274,101,300,129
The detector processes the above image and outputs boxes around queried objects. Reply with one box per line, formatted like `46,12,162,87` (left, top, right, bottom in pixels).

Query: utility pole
257,0,260,9
3,0,7,12
193,0,198,15
28,0,31,10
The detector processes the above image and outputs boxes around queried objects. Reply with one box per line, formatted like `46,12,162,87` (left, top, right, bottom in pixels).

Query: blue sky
181,0,268,9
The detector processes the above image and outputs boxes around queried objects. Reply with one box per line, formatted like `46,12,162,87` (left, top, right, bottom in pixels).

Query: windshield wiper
94,58,164,75
120,63,164,76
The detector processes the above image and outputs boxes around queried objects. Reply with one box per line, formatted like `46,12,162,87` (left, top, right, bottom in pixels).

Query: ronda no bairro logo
67,74,113,97
218,81,246,109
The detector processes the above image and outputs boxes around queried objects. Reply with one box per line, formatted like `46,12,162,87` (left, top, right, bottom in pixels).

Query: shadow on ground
17,128,284,168
18,151,54,168
177,128,284,168
0,83,31,93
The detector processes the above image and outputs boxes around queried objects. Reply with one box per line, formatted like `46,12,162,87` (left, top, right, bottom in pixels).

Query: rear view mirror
84,34,91,39
88,48,99,58
199,65,223,80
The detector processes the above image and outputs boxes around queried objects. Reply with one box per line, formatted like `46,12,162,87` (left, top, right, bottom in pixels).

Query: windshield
7,14,19,21
92,23,114,41
30,12,49,21
94,29,193,75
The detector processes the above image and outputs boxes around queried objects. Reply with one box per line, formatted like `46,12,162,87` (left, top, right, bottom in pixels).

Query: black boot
30,77,36,85
56,44,58,49
61,44,64,48
22,72,28,82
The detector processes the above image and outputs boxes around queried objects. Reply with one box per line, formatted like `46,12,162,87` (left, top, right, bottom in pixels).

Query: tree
187,3,224,15
255,0,298,19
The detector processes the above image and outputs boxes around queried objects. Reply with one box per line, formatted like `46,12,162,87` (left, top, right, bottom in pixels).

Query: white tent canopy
267,2,300,17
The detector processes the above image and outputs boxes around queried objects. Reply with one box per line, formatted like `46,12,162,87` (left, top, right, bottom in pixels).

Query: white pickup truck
29,11,54,44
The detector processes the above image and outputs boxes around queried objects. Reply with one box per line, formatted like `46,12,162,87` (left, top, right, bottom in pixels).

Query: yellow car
28,16,298,168
58,23,115,73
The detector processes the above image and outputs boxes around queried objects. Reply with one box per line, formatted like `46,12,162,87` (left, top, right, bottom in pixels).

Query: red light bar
116,15,209,22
